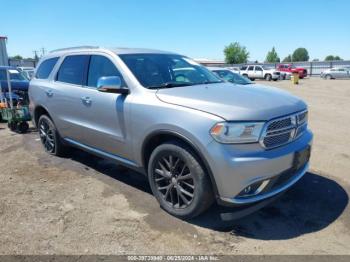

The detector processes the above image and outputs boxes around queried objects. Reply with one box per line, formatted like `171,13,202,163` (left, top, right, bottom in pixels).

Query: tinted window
248,66,254,71
255,66,263,71
0,69,27,81
57,55,89,85
0,69,6,80
241,66,247,70
87,55,124,87
36,57,59,79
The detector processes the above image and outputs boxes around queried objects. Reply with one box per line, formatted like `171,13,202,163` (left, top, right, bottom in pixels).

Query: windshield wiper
197,80,223,85
148,82,193,89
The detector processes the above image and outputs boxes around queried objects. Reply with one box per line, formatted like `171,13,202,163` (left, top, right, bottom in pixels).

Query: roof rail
50,46,100,53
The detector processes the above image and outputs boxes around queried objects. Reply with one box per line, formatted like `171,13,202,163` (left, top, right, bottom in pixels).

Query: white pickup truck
240,65,281,81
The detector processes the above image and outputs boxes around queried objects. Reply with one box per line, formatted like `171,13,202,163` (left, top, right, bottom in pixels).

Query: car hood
155,82,307,121
0,80,29,91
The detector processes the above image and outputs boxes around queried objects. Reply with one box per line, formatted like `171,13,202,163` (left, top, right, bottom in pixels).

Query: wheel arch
141,130,219,198
33,105,53,127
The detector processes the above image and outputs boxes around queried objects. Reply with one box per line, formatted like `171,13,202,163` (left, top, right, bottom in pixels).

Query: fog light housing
237,179,271,198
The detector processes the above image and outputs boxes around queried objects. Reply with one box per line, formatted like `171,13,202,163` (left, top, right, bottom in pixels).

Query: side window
248,66,254,71
255,66,263,71
87,55,124,88
0,69,6,81
36,57,59,79
241,66,247,70
56,55,89,85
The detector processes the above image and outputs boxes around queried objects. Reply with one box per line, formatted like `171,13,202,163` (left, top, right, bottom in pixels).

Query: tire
38,115,69,156
148,141,214,219
8,121,17,131
325,74,332,80
265,74,272,81
17,121,29,133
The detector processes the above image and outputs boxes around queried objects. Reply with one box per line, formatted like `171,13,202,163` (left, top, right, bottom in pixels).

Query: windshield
119,54,223,88
213,70,253,85
0,69,28,81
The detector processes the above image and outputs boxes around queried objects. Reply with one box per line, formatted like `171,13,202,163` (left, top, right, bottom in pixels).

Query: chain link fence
203,60,350,76
8,58,37,68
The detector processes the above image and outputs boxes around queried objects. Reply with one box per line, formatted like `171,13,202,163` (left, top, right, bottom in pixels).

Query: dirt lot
0,77,350,255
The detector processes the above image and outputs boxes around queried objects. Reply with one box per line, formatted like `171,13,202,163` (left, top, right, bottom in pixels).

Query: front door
254,66,264,78
79,54,131,159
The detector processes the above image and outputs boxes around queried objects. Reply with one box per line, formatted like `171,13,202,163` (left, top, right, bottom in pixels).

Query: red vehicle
277,64,307,78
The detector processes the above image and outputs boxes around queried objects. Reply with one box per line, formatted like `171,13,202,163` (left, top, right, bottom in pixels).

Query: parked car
226,66,240,72
0,92,20,105
18,67,35,80
208,67,255,85
29,47,312,218
320,67,350,79
240,65,280,81
0,66,30,103
277,64,307,79
0,67,30,90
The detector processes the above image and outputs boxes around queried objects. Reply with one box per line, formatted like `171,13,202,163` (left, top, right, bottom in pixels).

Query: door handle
46,90,53,97
81,96,92,105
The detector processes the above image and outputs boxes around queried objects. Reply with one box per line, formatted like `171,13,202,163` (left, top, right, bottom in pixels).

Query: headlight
210,122,265,144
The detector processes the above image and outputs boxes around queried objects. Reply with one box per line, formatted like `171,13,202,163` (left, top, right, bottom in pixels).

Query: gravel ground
0,77,349,255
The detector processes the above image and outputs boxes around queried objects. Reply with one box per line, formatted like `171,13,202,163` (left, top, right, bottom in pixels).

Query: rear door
50,54,90,144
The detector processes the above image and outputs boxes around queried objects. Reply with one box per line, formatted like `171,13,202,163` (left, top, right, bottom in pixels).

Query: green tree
11,55,23,60
325,55,342,61
265,47,280,63
223,42,249,64
292,48,309,62
282,55,292,62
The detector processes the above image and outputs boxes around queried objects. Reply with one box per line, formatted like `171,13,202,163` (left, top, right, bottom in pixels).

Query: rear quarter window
35,57,59,79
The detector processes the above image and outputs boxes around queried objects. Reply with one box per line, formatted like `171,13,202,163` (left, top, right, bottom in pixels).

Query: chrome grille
260,110,308,149
267,118,292,131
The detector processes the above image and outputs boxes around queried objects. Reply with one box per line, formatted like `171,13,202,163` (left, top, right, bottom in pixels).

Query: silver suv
29,47,313,218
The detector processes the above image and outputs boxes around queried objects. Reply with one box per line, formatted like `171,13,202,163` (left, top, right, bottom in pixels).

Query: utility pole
33,50,39,61
40,47,46,57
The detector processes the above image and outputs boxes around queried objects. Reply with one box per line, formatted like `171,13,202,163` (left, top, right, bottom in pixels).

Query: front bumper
220,162,309,204
205,129,313,205
272,74,280,80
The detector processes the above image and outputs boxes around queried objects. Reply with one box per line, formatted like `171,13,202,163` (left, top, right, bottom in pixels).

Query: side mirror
97,76,129,94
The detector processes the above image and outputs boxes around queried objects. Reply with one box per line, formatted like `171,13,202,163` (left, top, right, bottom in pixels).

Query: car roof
48,46,177,56
0,66,17,70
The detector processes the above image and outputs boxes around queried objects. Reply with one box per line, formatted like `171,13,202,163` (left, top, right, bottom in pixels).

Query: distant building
0,36,9,66
194,58,226,66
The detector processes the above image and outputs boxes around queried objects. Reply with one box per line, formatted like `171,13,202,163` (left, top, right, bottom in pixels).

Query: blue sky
1,0,349,61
